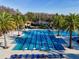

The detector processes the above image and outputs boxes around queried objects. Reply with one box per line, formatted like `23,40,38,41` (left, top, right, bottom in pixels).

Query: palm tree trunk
69,28,73,49
57,20,60,36
3,33,7,48
57,29,60,36
78,30,79,40
17,24,20,36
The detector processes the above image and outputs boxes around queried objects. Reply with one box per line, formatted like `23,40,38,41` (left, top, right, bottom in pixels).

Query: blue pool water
13,29,78,51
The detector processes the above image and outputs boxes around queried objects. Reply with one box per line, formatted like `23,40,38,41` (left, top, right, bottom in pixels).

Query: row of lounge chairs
6,54,66,59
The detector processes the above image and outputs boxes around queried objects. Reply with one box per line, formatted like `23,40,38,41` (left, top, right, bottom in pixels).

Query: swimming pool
13,29,77,50
13,29,77,51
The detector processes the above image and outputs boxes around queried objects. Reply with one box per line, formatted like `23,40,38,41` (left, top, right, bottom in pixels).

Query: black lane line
38,32,41,50
21,37,27,50
40,31,43,50
28,31,34,50
49,35,56,50
22,31,32,50
22,31,33,50
41,32,45,50
33,31,37,50
35,31,37,50
42,31,47,50
44,32,50,50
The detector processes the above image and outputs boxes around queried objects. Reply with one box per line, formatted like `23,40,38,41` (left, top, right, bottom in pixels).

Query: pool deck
0,30,49,59
0,29,79,59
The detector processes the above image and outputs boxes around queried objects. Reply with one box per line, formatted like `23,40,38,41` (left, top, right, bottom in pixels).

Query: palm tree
75,14,79,40
0,12,16,48
53,13,65,36
21,15,27,30
13,10,24,36
26,12,34,21
64,13,78,48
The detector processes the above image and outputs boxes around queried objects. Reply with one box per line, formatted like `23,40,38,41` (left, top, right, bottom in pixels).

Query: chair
31,54,35,59
10,54,18,59
35,54,40,58
40,54,46,59
47,54,53,59
24,54,29,59
53,54,60,59
17,54,23,59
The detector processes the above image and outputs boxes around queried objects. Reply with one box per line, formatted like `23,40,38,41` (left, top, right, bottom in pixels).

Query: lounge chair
53,54,60,59
47,54,53,59
47,54,60,59
17,54,23,59
10,54,18,59
24,54,29,59
35,54,40,58
40,54,46,59
31,54,35,59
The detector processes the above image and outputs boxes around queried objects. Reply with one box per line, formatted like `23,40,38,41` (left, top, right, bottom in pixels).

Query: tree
53,13,65,36
13,10,24,36
75,14,79,40
26,12,34,21
64,13,78,48
0,12,16,48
